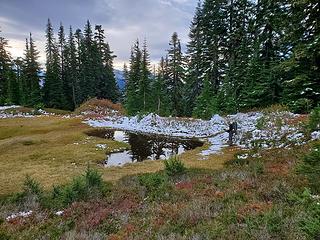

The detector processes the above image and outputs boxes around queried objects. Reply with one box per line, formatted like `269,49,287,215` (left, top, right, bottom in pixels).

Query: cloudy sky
0,0,197,69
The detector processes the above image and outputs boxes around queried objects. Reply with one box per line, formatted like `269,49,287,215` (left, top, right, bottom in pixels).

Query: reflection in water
85,128,204,167
107,131,204,167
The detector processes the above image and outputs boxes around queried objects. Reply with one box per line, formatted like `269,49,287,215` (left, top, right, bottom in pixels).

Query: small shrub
45,168,110,209
7,175,44,208
309,106,320,131
289,98,313,114
256,116,268,130
138,173,170,201
262,104,289,114
249,160,264,177
288,189,320,238
297,144,320,192
0,231,11,240
164,156,186,176
34,103,45,110
23,175,43,196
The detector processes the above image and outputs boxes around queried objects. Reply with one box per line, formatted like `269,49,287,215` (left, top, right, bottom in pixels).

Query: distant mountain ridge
38,69,126,92
114,70,126,91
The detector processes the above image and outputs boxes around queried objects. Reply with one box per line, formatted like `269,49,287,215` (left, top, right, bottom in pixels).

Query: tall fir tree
22,33,41,106
185,1,205,116
281,0,320,112
0,30,12,104
64,26,80,109
139,39,151,112
94,25,119,102
125,40,142,115
78,20,96,101
167,32,185,116
44,19,65,108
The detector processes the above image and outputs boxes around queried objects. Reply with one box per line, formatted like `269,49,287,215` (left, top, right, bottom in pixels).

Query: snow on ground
85,111,312,156
311,131,320,140
86,114,228,138
6,211,33,222
0,106,53,119
0,105,20,111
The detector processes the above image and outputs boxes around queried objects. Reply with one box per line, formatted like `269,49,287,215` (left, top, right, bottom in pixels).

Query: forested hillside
124,0,320,117
0,20,119,110
0,0,319,116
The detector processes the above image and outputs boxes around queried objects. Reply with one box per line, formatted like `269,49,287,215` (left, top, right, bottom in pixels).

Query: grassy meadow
0,115,232,196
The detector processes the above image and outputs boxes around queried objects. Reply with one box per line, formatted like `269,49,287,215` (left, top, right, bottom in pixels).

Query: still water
86,129,204,167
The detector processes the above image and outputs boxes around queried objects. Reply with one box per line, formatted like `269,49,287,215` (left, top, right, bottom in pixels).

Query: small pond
86,129,204,167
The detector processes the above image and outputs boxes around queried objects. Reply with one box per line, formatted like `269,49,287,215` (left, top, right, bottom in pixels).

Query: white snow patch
85,111,307,156
85,113,228,138
96,144,107,150
311,131,320,140
6,210,33,221
0,105,20,110
55,211,64,216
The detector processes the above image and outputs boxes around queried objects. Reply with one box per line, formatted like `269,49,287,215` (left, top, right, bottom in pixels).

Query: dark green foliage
0,33,10,104
22,34,42,107
125,40,142,115
44,19,66,109
0,0,320,115
0,20,119,110
0,231,11,240
288,189,320,238
297,144,320,193
193,77,218,119
23,175,43,197
151,57,171,116
309,107,320,131
166,32,185,116
138,172,171,201
8,175,44,206
164,156,186,176
47,167,109,208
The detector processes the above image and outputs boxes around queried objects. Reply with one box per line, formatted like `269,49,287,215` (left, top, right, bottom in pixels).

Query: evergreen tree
10,58,24,104
64,26,80,109
152,57,170,115
58,23,73,109
201,0,228,93
125,40,142,115
0,30,12,104
78,20,96,101
281,0,320,112
22,33,41,106
241,0,290,109
139,39,151,112
94,25,119,102
43,19,65,108
167,32,185,116
193,77,218,119
185,1,205,116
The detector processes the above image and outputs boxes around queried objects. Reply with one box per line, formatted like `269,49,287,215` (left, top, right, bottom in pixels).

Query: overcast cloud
0,0,197,69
